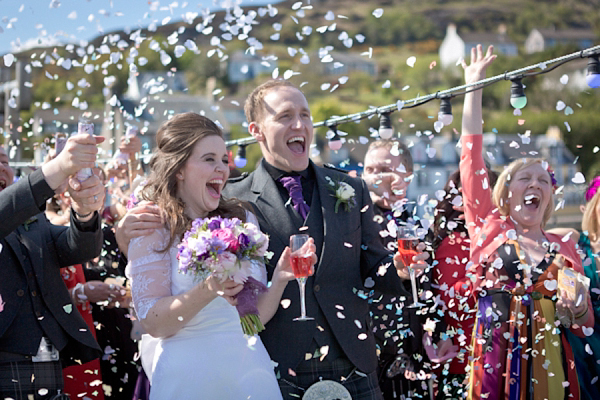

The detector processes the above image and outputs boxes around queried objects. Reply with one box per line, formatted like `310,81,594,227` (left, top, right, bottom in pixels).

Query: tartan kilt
278,357,383,400
0,360,64,400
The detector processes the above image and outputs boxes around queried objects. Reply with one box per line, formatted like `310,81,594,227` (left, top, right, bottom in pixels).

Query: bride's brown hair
141,112,247,251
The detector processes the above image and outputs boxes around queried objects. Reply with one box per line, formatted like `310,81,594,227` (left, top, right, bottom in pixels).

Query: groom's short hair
244,79,298,124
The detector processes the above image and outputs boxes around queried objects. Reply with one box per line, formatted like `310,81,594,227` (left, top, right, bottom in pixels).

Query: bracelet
574,305,589,320
73,209,93,219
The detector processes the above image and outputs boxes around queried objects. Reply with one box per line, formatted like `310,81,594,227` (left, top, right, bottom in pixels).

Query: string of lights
227,44,600,165
8,46,600,169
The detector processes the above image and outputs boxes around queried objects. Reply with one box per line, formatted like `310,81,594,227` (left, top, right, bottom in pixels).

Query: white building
525,28,597,54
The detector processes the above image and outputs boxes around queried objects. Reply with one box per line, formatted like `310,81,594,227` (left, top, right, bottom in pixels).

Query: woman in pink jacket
457,45,594,400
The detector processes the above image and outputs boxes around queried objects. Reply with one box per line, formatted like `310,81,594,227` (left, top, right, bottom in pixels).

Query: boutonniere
23,216,38,231
326,177,356,213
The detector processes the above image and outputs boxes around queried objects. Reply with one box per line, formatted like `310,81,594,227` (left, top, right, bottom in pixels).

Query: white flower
336,182,355,201
331,179,357,213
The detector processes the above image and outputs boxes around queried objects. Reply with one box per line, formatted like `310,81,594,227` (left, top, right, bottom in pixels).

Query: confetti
572,172,586,184
407,56,416,67
3,54,15,67
372,8,384,18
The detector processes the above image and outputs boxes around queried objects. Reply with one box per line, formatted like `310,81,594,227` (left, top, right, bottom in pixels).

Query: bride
126,112,316,399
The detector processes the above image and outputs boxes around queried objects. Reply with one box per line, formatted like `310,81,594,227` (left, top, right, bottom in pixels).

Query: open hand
461,44,497,85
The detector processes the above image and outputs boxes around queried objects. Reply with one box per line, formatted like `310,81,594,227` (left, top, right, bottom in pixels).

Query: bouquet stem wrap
236,276,268,336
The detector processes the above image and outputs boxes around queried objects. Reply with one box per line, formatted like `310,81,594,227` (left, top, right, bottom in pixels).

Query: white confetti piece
324,10,335,20
280,299,291,309
338,76,348,84
271,68,279,79
543,279,557,291
560,74,569,84
382,80,391,89
583,326,594,336
407,56,416,67
174,45,186,58
572,172,585,184
372,8,384,18
3,54,14,67
63,304,72,314
564,106,573,115
283,69,295,80
556,101,566,111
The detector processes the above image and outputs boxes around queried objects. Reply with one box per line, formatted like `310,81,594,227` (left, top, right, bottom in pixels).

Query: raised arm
459,44,497,238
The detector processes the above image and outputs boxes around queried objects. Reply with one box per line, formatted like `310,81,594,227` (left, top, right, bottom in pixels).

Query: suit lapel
313,166,342,278
250,164,298,254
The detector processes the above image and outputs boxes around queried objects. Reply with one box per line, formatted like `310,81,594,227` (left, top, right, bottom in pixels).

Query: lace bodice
126,212,268,320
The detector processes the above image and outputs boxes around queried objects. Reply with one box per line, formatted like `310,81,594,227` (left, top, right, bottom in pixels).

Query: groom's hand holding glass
254,236,317,325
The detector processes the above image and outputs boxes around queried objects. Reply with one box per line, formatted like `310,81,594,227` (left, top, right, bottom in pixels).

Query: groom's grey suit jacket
224,160,409,378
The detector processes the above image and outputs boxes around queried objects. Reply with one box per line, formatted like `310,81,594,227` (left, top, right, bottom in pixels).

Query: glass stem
298,278,307,317
409,268,419,306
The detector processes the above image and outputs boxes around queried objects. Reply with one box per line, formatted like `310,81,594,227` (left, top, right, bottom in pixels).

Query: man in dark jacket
0,134,105,399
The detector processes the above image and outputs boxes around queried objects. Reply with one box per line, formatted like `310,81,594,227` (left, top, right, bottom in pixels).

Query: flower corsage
327,178,357,213
177,216,270,336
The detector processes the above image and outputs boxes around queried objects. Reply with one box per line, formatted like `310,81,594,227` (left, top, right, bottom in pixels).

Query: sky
0,0,276,55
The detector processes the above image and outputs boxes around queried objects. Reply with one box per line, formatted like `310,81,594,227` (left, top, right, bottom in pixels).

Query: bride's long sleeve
126,229,173,321
126,228,221,338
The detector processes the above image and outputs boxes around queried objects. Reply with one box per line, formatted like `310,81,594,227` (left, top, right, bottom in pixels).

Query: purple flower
209,237,227,254
207,217,223,231
222,218,241,230
237,233,250,250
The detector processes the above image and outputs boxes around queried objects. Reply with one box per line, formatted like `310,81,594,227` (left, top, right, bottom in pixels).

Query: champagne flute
397,226,424,308
290,234,314,321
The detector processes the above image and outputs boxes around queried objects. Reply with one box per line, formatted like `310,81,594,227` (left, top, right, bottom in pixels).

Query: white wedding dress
126,214,282,400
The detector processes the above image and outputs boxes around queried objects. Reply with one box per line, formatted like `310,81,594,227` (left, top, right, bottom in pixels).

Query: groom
224,80,423,399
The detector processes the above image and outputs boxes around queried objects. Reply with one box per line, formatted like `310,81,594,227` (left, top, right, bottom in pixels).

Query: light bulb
437,112,453,126
379,127,394,139
328,139,343,151
587,74,600,88
234,157,247,168
378,113,394,139
438,97,453,126
510,96,527,109
510,78,527,109
586,55,600,88
234,145,247,168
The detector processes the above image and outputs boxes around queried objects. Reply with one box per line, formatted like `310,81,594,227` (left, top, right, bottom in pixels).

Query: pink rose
214,228,240,253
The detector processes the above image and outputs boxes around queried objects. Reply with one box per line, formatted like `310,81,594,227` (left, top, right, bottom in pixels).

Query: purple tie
279,175,310,219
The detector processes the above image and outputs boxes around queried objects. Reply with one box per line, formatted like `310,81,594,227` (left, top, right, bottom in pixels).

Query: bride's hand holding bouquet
177,215,271,336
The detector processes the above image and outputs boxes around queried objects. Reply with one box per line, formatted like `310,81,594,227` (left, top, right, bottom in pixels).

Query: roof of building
535,28,597,41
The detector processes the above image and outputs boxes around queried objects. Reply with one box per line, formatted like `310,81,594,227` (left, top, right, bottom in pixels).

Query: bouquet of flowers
177,216,270,336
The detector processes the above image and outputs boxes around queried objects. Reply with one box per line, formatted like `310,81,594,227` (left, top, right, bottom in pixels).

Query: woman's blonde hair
492,158,554,228
142,112,247,251
582,189,600,242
